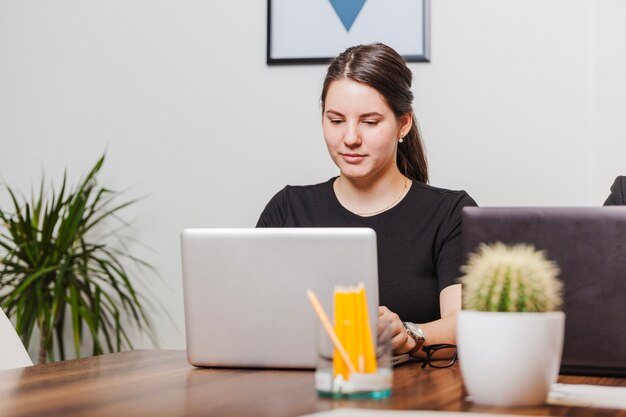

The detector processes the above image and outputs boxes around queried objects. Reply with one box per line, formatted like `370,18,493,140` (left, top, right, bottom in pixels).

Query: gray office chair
0,307,33,371
604,176,625,205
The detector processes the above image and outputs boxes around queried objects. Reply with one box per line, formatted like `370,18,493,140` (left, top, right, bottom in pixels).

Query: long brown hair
321,43,428,183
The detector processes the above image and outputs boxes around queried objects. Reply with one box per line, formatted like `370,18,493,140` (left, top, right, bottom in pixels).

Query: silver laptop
462,207,626,377
181,228,379,369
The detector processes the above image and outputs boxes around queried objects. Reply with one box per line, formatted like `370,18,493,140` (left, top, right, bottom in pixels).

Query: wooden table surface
0,350,624,417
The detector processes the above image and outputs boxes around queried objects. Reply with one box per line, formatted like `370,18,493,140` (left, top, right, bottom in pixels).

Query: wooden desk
0,350,624,417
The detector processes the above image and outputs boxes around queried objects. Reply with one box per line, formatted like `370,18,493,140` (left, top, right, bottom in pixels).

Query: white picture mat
270,0,426,60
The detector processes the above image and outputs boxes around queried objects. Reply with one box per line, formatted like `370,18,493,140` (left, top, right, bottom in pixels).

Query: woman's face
322,78,411,182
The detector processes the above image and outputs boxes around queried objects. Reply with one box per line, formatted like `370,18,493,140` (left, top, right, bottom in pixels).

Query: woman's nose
343,124,361,147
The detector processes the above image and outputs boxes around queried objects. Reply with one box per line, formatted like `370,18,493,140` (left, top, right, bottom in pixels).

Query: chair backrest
0,307,33,371
604,176,625,205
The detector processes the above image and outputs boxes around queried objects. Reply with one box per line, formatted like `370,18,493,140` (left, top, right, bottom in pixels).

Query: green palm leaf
0,154,156,363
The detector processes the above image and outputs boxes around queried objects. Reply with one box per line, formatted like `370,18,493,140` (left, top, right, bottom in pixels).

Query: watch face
406,322,424,339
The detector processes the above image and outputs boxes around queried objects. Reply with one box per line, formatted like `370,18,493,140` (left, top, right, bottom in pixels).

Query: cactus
460,242,563,312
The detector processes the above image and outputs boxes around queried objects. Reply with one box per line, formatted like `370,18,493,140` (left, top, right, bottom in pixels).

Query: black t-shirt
604,176,625,206
256,177,477,324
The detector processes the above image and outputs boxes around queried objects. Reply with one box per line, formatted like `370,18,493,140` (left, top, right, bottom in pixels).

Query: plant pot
457,310,565,407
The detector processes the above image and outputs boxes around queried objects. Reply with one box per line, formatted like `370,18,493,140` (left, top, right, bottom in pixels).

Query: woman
257,43,477,357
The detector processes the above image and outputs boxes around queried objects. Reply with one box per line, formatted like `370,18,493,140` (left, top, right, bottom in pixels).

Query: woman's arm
382,192,476,356
419,283,461,345
256,186,289,227
382,283,461,357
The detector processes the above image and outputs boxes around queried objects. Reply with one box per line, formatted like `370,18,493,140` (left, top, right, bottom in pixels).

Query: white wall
421,0,595,206
593,0,626,203
0,0,623,352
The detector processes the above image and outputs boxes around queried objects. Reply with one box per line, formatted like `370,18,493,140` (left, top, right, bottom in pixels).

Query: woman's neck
334,170,411,217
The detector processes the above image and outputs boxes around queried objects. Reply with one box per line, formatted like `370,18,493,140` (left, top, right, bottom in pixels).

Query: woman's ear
399,113,413,137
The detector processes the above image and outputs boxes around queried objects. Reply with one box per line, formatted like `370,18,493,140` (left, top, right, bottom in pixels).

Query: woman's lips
341,153,367,163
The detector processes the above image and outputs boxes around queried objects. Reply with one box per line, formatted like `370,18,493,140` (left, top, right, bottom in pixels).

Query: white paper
548,383,626,410
300,382,626,417
299,409,538,417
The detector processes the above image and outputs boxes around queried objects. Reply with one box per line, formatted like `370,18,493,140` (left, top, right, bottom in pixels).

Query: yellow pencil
334,288,346,378
354,285,365,372
306,289,356,376
359,285,377,373
346,289,358,372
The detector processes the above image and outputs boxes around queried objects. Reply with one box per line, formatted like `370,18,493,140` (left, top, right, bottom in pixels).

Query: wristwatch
403,322,426,356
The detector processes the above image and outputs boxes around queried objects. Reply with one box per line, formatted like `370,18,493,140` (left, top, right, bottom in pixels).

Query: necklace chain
355,179,409,216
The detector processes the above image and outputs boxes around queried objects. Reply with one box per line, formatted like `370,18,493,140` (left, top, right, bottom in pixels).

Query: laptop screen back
462,207,626,377
181,228,379,369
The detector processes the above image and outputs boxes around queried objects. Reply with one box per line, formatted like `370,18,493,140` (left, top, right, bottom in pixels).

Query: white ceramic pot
457,310,565,407
0,307,33,370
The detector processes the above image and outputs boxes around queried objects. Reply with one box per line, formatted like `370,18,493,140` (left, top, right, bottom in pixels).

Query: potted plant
0,155,155,364
457,242,564,406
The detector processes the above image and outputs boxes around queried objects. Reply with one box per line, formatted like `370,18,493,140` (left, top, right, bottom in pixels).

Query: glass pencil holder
315,319,392,399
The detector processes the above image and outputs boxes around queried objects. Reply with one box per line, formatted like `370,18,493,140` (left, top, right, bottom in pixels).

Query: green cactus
460,242,563,312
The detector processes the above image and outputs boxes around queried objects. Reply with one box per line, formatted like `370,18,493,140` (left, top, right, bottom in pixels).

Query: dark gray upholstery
462,207,626,377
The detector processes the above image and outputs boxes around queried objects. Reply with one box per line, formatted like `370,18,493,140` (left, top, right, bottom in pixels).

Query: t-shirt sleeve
436,192,478,291
256,186,289,227
604,176,625,206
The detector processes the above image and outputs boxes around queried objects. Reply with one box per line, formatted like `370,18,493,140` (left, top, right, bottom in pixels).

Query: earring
398,137,404,143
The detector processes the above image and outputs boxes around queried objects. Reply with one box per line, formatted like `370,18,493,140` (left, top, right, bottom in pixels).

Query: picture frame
267,0,430,65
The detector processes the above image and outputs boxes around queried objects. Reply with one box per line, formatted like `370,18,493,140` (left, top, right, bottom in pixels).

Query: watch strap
403,322,426,355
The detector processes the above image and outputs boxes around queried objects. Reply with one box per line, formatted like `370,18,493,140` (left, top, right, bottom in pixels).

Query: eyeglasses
420,344,457,369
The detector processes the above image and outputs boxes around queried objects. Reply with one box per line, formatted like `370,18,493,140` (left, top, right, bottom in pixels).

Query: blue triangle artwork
328,0,367,32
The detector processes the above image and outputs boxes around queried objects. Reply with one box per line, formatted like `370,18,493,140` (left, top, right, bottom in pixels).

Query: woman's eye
363,120,378,126
329,119,344,125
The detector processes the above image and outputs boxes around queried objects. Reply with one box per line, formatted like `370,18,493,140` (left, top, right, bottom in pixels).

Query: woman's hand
378,306,414,354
